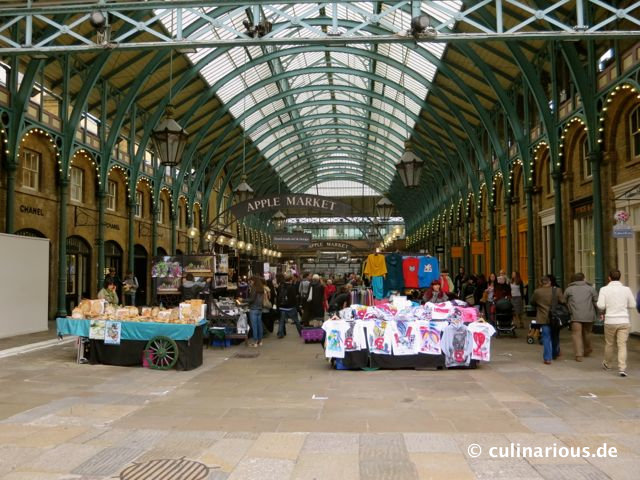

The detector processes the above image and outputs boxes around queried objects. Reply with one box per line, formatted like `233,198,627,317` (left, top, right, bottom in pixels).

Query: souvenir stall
322,299,495,370
56,299,207,371
152,255,214,307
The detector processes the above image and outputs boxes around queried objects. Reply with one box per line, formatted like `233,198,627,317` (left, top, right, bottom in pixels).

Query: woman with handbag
247,276,265,347
530,275,566,364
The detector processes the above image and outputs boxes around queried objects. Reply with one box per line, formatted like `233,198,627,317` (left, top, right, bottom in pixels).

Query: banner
309,241,353,250
230,194,352,219
272,233,312,246
471,241,485,255
451,246,463,258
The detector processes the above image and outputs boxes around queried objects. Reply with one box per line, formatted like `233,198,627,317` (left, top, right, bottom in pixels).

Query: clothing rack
350,287,374,306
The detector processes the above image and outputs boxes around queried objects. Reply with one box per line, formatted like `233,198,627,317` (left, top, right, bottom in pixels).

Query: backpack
549,287,570,329
277,284,290,306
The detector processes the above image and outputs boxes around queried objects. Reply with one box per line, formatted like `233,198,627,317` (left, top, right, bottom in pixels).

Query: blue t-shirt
418,256,440,288
371,276,385,299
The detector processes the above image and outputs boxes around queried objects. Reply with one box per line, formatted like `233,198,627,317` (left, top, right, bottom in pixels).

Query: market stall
57,299,207,371
322,300,493,370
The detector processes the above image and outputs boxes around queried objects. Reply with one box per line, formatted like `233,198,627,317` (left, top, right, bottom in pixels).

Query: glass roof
158,2,462,194
304,180,380,197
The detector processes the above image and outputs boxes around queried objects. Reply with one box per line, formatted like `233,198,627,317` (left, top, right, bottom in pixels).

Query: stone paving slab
14,443,104,474
403,433,460,453
70,446,145,476
246,432,306,460
227,457,294,480
301,432,359,454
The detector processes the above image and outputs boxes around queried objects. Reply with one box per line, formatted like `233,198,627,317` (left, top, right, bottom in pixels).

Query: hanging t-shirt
467,322,496,361
364,254,387,277
418,256,440,288
367,319,395,355
344,321,367,352
322,320,351,359
429,302,454,320
403,257,420,288
416,320,445,355
392,320,419,355
441,323,473,367
384,253,404,295
371,276,385,299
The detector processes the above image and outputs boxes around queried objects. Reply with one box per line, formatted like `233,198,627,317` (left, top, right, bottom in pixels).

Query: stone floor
0,326,639,479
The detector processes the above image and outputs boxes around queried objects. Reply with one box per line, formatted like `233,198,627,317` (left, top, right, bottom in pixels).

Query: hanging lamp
233,47,254,203
151,18,188,168
376,196,394,220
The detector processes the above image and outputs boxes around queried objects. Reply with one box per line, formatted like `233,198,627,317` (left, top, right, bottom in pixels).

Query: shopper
564,272,597,362
494,275,511,301
483,273,497,321
276,273,302,338
306,274,326,325
439,269,454,294
97,278,119,307
123,270,139,307
530,275,565,364
597,269,635,377
324,278,337,312
299,272,312,323
328,285,352,314
423,279,448,303
454,267,466,296
247,276,265,347
510,271,525,328
461,276,476,306
104,267,122,299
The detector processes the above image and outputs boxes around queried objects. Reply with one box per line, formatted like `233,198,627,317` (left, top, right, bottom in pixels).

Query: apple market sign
229,194,352,219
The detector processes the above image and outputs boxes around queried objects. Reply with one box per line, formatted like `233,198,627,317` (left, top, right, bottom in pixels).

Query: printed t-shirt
403,257,420,288
429,302,454,320
384,253,404,295
322,320,351,359
344,321,367,352
371,276,385,300
367,319,395,355
415,320,445,355
418,256,440,288
364,254,387,277
467,321,496,361
441,323,473,367
392,320,419,355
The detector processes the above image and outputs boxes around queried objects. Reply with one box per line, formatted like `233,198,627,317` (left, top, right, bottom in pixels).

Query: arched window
631,104,640,159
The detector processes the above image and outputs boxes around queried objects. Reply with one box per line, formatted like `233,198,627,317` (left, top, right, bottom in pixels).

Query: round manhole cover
120,458,209,480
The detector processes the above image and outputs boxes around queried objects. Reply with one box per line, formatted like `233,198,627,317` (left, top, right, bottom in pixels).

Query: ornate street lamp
233,173,254,203
272,210,287,231
396,140,424,188
376,196,394,220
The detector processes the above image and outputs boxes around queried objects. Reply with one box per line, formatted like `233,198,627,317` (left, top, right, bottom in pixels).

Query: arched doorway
176,248,183,255
134,244,148,306
157,246,168,257
66,236,91,312
14,228,46,238
105,240,123,299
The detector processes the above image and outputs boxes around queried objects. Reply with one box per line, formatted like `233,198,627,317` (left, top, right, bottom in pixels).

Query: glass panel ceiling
304,180,380,197
157,2,462,193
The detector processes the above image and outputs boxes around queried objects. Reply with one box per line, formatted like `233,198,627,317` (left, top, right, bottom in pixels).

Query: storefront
66,235,91,312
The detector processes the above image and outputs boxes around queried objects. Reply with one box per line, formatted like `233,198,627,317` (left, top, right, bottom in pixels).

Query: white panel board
0,233,49,338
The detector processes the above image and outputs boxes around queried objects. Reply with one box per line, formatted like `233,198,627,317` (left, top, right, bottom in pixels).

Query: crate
211,338,232,347
301,327,324,343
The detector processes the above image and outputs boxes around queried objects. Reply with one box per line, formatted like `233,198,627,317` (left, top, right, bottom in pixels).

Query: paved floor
0,327,639,479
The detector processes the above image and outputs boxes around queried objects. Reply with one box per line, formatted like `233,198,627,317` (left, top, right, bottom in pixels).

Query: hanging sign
272,233,312,246
434,245,445,254
309,241,353,250
451,246,463,258
229,194,352,219
612,211,633,238
471,241,484,255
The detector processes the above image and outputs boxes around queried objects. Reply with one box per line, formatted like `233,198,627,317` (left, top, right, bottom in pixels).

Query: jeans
125,293,136,307
249,308,263,342
604,323,630,371
278,308,302,337
541,325,560,361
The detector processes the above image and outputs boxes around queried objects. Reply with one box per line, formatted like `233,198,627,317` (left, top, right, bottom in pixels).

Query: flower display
614,210,630,223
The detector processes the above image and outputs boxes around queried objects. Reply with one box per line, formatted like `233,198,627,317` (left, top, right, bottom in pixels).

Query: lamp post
272,210,287,231
376,196,394,220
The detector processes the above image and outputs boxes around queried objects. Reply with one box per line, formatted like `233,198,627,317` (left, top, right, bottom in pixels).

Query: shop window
582,137,592,180
107,180,117,211
22,148,40,191
631,105,640,159
158,198,165,224
70,166,84,202
574,216,595,283
135,190,143,218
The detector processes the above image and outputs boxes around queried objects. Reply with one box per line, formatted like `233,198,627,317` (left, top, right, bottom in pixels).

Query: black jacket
277,282,298,309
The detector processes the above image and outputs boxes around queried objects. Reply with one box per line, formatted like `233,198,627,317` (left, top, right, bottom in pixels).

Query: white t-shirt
344,321,367,352
367,319,395,355
415,320,445,355
441,323,473,367
467,321,496,361
392,320,419,355
322,320,351,359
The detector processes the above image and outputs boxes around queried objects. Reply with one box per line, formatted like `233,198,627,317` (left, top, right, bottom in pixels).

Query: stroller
525,305,542,344
494,298,516,337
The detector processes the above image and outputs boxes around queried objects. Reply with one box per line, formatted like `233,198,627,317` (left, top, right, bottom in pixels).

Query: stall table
56,317,206,371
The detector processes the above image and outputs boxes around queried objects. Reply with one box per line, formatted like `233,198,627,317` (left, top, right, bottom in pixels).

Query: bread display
66,299,203,324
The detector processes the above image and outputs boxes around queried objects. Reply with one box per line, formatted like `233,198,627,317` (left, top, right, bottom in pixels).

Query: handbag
262,287,272,310
464,294,476,306
549,287,570,329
